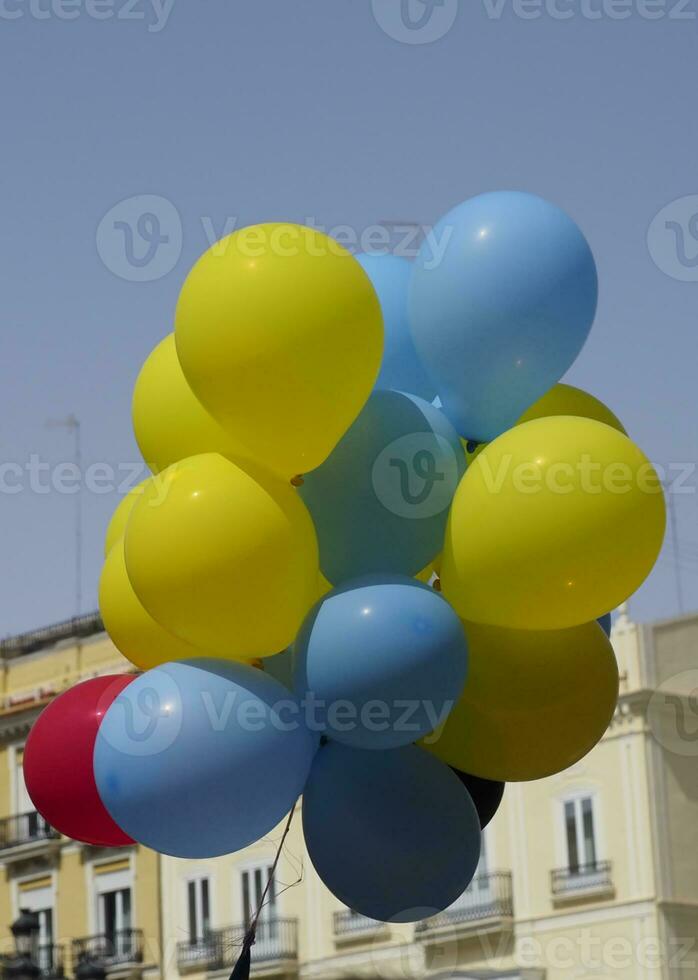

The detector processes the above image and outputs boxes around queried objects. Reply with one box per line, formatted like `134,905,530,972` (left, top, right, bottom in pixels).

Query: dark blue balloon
294,577,468,749
303,741,481,922
597,612,612,637
299,390,465,584
262,647,294,691
94,659,317,858
409,191,598,442
356,253,436,401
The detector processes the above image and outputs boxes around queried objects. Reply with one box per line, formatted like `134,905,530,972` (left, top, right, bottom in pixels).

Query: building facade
2,609,697,980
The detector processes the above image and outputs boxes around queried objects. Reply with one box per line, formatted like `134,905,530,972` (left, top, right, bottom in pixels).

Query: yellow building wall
0,631,161,979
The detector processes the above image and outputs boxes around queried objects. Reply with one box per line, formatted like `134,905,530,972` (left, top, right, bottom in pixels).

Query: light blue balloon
298,390,466,583
409,191,598,442
294,577,468,750
356,253,436,401
597,612,612,637
94,659,317,858
303,742,481,922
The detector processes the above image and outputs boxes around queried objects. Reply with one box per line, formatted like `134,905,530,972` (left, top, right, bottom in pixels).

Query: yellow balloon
133,334,243,473
442,416,665,629
100,542,235,670
175,224,383,478
318,571,333,599
104,482,148,558
124,453,319,657
421,620,619,781
459,386,625,467
517,382,626,434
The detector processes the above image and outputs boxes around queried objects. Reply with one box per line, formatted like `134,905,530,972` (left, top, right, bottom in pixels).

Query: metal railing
0,945,64,979
417,872,514,930
37,944,65,978
551,861,613,896
71,929,144,968
176,936,221,971
0,812,60,850
0,612,103,659
333,910,385,937
176,919,298,972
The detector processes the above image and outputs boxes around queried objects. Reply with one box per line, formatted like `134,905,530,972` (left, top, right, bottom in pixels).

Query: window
18,879,55,970
94,862,134,961
241,864,276,925
468,827,490,895
187,878,210,944
564,796,598,872
15,749,34,813
14,748,45,839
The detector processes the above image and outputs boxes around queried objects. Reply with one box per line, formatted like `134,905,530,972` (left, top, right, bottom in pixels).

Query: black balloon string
227,802,298,980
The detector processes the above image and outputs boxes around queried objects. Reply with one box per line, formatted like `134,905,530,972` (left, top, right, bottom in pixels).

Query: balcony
37,944,65,978
177,919,298,976
417,872,514,942
551,861,614,904
71,929,144,972
333,909,388,944
0,945,64,980
0,812,61,861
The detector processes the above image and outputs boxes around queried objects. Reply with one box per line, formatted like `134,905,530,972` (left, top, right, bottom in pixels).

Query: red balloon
24,675,135,847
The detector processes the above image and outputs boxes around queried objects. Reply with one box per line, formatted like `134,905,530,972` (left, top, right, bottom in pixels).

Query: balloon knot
291,475,305,487
433,578,442,593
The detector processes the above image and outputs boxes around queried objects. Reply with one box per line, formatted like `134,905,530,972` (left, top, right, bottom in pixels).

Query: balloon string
249,801,297,936
228,803,297,980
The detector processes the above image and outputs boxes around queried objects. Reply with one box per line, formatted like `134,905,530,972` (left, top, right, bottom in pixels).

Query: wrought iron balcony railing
551,861,613,897
417,871,514,931
0,945,64,980
71,929,144,969
176,918,298,972
0,812,60,851
333,910,386,938
37,943,65,978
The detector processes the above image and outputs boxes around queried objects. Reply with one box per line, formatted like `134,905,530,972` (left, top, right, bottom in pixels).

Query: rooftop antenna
46,414,82,621
665,479,685,615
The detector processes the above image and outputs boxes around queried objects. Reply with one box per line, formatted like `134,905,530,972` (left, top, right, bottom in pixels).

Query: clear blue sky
1,1,697,636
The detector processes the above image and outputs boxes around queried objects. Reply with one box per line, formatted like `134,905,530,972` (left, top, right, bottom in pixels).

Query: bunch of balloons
24,192,666,925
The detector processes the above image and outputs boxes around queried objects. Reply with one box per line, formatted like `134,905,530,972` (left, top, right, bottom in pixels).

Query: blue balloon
356,253,436,401
299,390,466,583
294,577,468,750
94,659,317,858
409,191,598,442
597,612,612,637
303,742,481,922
